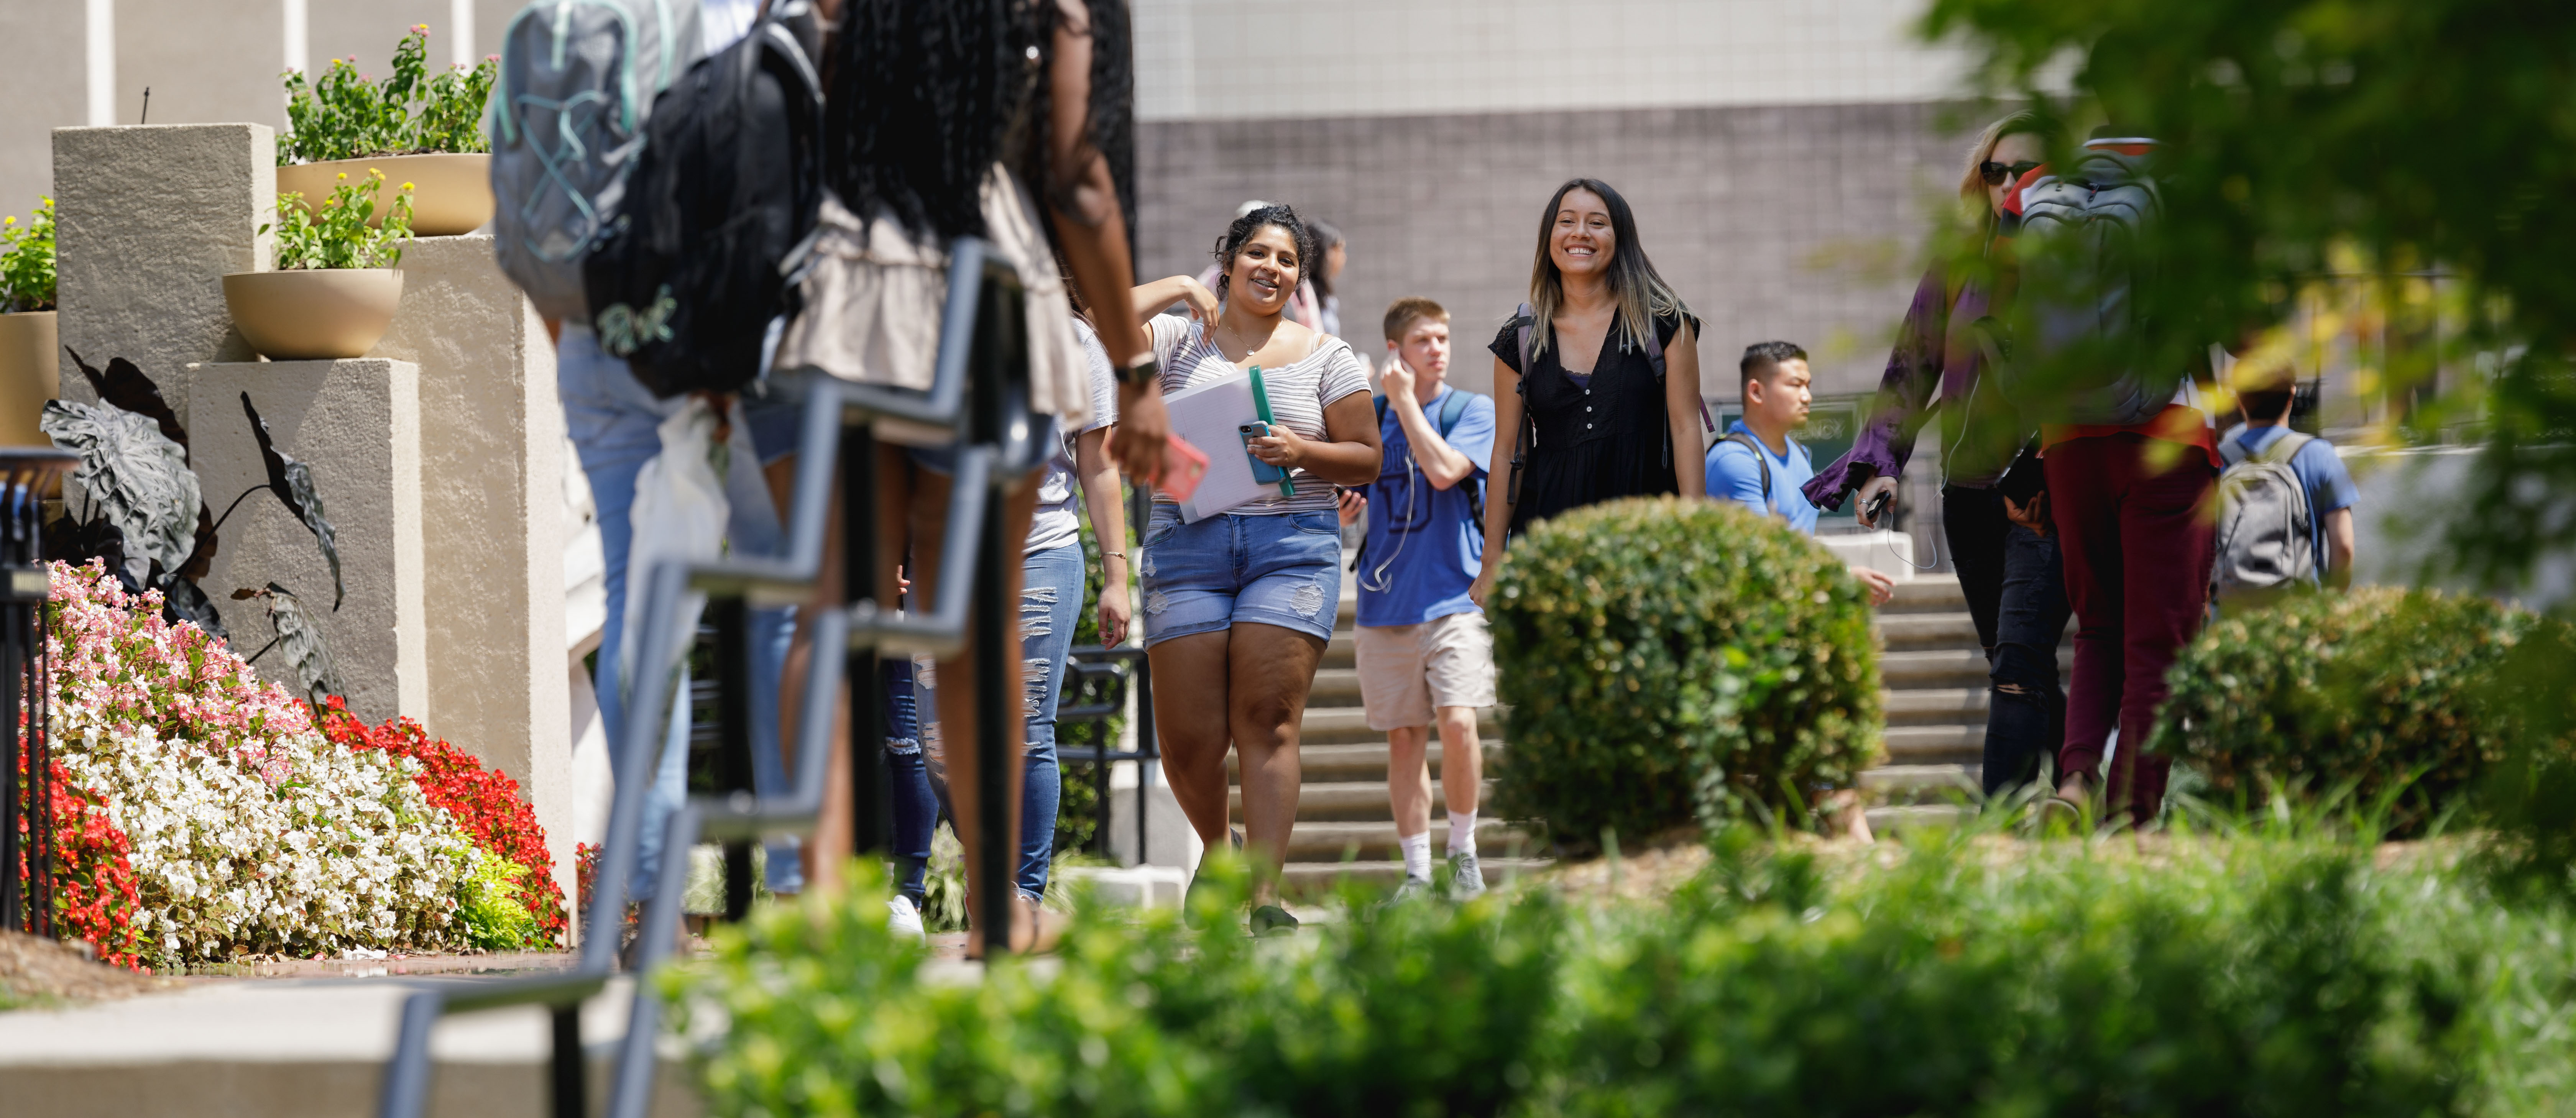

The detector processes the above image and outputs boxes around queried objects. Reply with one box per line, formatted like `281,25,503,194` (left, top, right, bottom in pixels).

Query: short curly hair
1208,203,1319,304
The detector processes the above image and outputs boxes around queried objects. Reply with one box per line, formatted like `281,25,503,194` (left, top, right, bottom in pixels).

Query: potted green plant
276,25,496,237
226,171,416,360
0,197,56,446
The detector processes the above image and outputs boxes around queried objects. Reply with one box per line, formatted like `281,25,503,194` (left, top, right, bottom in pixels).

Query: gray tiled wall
1137,100,1984,401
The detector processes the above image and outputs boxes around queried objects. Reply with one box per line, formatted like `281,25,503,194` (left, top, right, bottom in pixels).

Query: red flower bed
15,755,150,972
319,698,567,946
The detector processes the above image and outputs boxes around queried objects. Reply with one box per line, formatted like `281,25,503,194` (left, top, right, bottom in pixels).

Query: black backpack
582,13,823,397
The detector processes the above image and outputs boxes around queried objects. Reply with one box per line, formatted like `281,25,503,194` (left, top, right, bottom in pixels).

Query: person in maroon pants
2043,418,2217,827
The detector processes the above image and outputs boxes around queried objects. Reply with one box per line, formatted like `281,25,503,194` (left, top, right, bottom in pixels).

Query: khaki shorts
1354,611,1498,732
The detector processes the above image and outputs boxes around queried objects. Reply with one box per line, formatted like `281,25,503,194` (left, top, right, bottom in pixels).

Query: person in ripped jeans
910,310,1129,916
1128,204,1382,935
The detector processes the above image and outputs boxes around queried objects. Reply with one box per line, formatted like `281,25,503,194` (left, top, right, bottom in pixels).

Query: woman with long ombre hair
1469,177,1704,606
1127,203,1380,934
1801,111,2074,801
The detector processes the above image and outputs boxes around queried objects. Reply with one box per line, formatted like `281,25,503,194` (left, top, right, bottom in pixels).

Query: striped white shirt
1150,313,1371,515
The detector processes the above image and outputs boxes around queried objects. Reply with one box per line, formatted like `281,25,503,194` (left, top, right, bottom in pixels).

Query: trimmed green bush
667,835,2576,1118
2151,587,2560,831
1486,497,1880,848
668,858,1562,1116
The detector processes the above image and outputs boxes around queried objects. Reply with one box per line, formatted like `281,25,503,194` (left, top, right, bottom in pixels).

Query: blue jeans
1014,542,1085,898
916,542,1089,900
1943,485,2072,798
559,325,794,899
1139,507,1344,647
882,658,936,910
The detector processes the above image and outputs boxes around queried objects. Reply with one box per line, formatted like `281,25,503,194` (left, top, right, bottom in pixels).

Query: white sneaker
887,895,926,942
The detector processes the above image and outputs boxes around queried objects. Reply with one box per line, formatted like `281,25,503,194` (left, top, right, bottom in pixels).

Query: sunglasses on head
1980,159,2043,186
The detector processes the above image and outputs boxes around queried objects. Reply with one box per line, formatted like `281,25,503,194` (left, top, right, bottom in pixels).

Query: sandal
1249,903,1300,937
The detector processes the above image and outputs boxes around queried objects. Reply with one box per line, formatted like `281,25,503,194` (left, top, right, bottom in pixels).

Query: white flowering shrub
48,562,468,967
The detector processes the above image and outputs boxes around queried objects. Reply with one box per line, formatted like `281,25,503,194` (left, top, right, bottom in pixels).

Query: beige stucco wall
371,233,577,925
190,357,429,726
0,0,525,231
53,124,276,427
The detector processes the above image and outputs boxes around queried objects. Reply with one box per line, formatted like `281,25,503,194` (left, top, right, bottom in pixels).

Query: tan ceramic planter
275,153,494,237
0,310,56,447
223,270,405,361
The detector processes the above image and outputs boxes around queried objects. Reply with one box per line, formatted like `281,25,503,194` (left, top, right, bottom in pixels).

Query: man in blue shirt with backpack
2213,368,2359,604
1707,341,1898,604
1337,298,1497,900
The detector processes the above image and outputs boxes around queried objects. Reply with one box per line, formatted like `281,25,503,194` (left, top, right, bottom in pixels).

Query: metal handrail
1055,644,1159,861
380,237,1033,1118
0,449,77,940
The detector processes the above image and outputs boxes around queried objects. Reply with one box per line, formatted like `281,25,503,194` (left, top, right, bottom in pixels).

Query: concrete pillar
368,233,577,935
54,124,273,426
188,358,426,724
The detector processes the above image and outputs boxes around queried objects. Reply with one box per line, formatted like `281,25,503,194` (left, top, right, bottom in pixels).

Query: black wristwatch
1117,355,1160,387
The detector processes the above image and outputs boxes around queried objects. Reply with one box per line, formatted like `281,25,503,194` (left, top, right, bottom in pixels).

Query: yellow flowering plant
264,169,416,271
0,197,55,312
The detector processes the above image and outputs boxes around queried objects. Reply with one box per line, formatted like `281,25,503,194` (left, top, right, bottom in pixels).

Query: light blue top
1355,386,1497,627
1705,419,1819,534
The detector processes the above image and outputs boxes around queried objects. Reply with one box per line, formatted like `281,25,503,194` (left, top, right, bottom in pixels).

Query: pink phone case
1162,433,1211,503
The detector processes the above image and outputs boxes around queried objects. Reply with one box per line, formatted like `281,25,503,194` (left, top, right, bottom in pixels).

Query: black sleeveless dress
1490,309,1699,534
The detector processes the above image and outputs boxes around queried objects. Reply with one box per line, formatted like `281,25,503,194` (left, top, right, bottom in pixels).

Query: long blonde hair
1526,178,1686,360
1959,111,2047,231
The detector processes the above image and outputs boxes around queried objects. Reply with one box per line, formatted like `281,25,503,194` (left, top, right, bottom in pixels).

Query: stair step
1308,667,1363,704
1865,803,1976,832
1876,611,1980,649
1860,763,1982,800
1877,576,1967,612
1879,648,1989,688
1278,819,1533,862
1235,740,1505,782
1295,706,1383,744
1280,857,1554,897
1232,779,1499,822
1322,633,1355,669
1882,687,1988,725
1881,723,1983,765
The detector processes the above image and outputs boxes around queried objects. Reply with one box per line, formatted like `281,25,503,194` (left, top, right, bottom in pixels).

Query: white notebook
1162,370,1270,522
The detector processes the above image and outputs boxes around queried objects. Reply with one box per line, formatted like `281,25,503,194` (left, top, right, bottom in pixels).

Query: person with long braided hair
773,0,1169,955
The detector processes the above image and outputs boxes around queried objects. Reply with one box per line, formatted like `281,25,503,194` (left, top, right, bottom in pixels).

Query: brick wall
1137,100,1981,400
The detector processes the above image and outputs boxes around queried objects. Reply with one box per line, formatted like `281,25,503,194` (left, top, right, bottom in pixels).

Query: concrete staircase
1234,566,2008,895
1858,576,1991,830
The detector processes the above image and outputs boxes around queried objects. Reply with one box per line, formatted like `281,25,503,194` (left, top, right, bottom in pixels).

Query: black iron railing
0,450,77,940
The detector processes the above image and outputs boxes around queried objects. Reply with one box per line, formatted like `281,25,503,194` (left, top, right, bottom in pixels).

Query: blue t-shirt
1705,420,1819,534
2233,424,2358,582
1355,386,1497,627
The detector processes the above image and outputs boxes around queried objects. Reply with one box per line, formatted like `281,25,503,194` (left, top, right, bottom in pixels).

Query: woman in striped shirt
1127,204,1380,932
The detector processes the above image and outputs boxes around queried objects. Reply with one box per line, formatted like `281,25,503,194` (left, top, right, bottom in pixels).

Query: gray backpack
2212,425,2317,602
488,0,703,323
2008,141,2176,426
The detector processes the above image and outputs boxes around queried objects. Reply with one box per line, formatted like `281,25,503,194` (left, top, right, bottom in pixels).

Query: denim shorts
1140,506,1344,646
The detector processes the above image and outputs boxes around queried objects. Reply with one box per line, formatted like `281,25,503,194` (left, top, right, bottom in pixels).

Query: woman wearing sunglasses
1801,112,2073,802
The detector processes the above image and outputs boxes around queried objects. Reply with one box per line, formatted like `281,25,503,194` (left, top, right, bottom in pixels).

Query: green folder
1248,364,1294,497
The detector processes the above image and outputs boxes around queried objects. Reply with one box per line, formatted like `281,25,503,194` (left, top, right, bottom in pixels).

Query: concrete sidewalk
0,974,700,1118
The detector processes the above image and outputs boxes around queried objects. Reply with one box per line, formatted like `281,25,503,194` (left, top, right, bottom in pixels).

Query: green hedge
1486,497,1880,848
668,837,2576,1117
2150,587,2559,831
